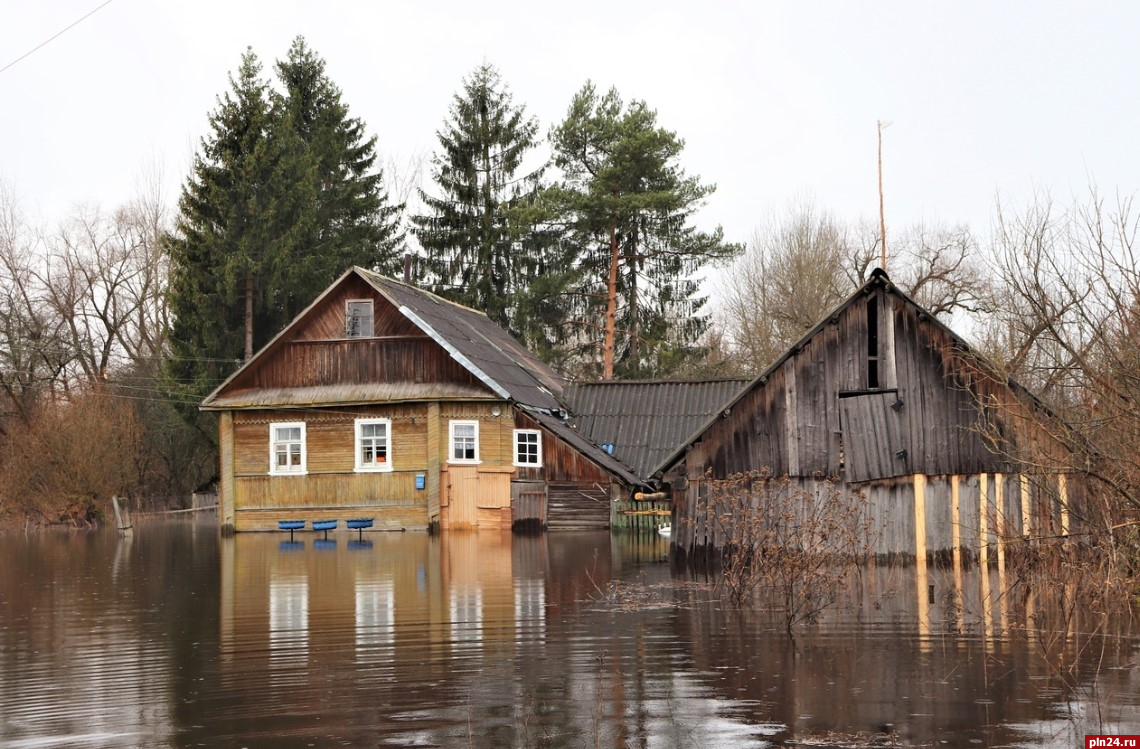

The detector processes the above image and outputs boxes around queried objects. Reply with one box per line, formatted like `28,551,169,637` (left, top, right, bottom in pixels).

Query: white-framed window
449,420,480,463
269,422,307,475
355,418,393,472
345,299,374,338
513,429,542,467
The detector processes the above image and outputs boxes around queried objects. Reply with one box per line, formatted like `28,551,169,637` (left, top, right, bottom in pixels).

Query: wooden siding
292,274,421,341
235,338,481,391
513,410,612,484
511,481,547,527
547,482,611,530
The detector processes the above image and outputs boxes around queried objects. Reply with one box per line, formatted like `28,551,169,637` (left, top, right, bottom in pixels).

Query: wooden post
914,474,930,644
979,473,994,650
950,474,965,636
978,473,989,569
219,412,235,534
995,473,1006,573
427,403,441,527
112,495,132,533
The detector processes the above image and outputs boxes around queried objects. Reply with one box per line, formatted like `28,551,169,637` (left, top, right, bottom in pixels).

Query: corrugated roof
562,379,749,481
522,408,642,487
357,269,565,410
204,382,497,410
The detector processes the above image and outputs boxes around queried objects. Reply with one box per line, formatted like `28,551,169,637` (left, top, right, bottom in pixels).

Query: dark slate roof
357,269,564,411
562,379,749,481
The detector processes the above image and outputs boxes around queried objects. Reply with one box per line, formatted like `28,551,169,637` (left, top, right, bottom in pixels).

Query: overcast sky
3,1,1138,273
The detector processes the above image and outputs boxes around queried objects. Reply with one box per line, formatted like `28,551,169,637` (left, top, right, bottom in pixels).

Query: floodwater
0,519,1137,748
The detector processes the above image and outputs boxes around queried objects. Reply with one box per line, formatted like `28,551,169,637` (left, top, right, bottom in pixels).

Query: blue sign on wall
415,474,426,490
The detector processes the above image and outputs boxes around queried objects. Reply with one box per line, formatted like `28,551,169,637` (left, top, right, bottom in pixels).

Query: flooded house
202,267,642,533
656,269,1077,562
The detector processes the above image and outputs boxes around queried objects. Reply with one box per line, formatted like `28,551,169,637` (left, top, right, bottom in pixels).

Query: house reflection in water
219,529,542,672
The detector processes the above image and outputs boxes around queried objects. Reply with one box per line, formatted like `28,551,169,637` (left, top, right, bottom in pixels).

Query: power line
0,0,115,76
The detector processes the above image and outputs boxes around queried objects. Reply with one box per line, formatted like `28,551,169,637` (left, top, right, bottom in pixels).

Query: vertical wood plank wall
674,470,1074,560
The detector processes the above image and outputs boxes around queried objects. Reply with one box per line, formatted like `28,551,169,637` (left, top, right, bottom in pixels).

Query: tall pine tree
548,82,741,379
413,64,575,357
166,41,403,420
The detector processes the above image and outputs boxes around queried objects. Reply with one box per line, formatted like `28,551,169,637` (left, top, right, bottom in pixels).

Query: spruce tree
548,82,742,379
166,49,313,421
413,64,575,353
166,41,403,419
274,36,404,302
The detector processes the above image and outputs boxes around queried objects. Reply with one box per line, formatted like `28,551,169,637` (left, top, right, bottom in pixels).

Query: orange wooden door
447,465,479,529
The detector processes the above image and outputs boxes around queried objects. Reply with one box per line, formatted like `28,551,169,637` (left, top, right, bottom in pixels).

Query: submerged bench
346,517,374,541
278,519,305,541
312,519,337,540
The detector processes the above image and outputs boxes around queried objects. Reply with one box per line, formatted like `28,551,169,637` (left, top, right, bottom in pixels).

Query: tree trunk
603,216,619,380
244,274,254,361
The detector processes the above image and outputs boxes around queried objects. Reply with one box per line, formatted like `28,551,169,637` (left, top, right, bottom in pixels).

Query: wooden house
656,269,1077,562
202,267,641,533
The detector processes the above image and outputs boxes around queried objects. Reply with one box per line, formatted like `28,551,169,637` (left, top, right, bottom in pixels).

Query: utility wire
0,0,114,76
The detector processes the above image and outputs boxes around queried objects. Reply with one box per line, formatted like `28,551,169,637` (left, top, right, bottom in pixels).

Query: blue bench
312,519,337,540
278,519,305,541
346,517,374,541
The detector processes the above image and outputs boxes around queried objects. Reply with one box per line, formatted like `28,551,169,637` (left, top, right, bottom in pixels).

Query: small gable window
269,422,307,475
345,300,373,338
513,429,542,467
355,418,392,472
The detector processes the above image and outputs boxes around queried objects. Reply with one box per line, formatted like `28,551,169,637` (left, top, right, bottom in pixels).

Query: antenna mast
877,120,890,271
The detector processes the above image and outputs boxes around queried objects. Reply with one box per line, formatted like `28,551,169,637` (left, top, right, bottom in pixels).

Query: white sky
2,1,1138,270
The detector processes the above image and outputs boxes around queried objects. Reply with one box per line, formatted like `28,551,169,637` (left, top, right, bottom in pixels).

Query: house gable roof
203,267,565,411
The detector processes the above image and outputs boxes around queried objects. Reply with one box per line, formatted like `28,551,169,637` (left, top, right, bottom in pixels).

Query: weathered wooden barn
657,269,1077,562
202,267,641,533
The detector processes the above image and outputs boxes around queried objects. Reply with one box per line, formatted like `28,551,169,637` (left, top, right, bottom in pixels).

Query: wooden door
447,465,479,529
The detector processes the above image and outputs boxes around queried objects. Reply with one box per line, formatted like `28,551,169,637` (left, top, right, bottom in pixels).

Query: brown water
0,518,1137,748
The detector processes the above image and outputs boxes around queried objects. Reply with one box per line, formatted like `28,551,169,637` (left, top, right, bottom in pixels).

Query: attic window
345,300,373,338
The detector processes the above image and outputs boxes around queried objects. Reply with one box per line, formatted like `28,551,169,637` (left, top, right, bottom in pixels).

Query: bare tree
719,198,850,373
979,188,1140,524
846,219,992,316
719,198,990,375
0,183,71,431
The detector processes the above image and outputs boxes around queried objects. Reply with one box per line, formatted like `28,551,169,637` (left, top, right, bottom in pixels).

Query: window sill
512,462,543,469
354,466,394,474
448,459,482,466
268,470,309,477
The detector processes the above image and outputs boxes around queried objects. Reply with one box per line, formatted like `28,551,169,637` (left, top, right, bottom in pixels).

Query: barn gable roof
649,268,1045,480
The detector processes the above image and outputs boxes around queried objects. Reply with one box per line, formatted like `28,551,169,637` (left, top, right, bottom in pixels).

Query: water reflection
0,520,1138,748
